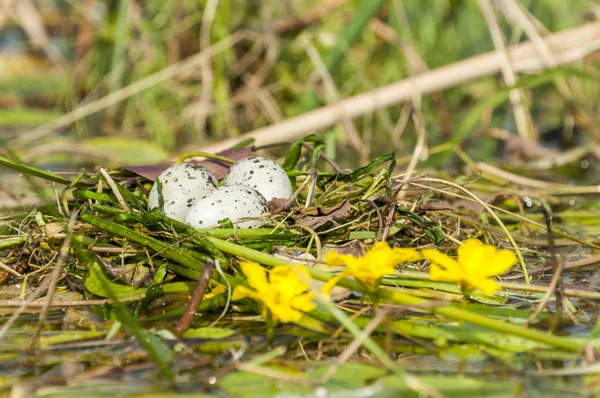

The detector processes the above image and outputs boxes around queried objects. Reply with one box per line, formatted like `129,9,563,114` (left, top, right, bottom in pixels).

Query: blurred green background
0,0,598,171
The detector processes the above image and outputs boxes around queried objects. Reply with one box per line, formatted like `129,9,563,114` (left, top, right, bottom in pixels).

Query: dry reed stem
475,162,600,193
99,167,129,211
479,0,536,141
198,22,600,154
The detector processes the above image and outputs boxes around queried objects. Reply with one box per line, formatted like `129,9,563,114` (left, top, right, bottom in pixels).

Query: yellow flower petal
234,262,315,324
290,293,316,313
325,242,419,287
458,240,495,277
270,305,303,323
422,249,462,275
429,263,462,283
390,248,422,263
322,273,345,294
469,277,502,296
325,251,351,267
426,239,514,297
231,285,259,301
486,250,517,277
240,262,268,291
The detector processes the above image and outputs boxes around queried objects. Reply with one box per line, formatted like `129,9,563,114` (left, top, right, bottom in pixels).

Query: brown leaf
268,198,290,214
293,200,351,230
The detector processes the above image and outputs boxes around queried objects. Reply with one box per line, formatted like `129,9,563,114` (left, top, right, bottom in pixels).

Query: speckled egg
148,163,218,222
223,157,293,201
184,184,268,229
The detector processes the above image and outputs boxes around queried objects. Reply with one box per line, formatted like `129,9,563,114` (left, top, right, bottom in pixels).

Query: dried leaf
322,240,367,260
293,200,351,230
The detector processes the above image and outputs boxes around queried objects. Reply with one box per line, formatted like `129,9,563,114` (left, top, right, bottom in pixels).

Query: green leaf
282,134,325,171
182,327,236,339
326,153,396,192
85,261,147,298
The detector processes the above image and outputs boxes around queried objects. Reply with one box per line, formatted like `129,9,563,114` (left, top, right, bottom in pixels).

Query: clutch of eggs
148,157,293,228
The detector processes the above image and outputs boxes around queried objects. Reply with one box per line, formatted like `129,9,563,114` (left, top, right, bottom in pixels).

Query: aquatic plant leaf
85,261,147,298
325,153,396,193
182,327,236,339
282,134,324,171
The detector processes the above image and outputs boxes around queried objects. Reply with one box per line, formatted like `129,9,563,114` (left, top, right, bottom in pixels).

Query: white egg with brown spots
223,157,293,201
148,163,218,222
185,184,268,229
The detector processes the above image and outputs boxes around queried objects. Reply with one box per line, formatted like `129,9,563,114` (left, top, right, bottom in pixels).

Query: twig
408,181,600,250
390,103,412,152
475,162,600,194
99,167,129,211
400,109,427,199
175,260,215,336
199,22,600,154
0,259,22,277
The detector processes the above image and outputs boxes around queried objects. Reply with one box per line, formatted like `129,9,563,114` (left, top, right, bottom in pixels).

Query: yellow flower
324,242,421,291
231,262,316,323
422,238,517,296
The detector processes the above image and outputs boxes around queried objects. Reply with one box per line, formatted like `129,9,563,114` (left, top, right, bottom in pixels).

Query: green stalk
0,236,27,250
89,204,298,241
0,155,72,185
80,213,210,270
206,237,591,352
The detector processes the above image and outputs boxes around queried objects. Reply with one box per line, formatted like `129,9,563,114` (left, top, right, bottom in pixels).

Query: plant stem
176,151,235,164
